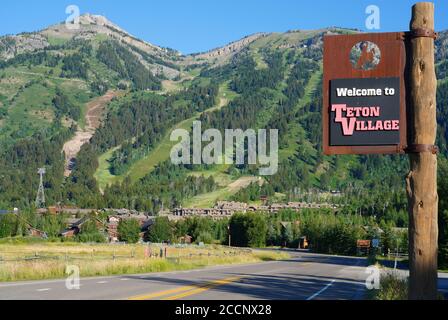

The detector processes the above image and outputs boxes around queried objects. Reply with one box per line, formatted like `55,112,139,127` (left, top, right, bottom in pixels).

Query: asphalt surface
0,251,371,300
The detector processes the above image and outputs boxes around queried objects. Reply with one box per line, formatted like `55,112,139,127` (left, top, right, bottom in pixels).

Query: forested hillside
0,15,446,237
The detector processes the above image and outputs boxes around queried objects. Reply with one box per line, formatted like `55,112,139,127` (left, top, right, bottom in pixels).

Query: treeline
230,209,407,256
230,51,285,93
0,125,73,208
64,144,103,208
60,53,89,80
91,83,218,174
52,88,81,121
102,161,218,211
139,209,408,257
127,43,180,71
96,40,161,90
0,50,60,69
146,216,229,244
436,61,448,80
0,210,110,243
63,148,219,211
230,182,276,203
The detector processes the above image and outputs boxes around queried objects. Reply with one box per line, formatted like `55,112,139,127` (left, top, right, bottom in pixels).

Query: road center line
163,276,243,300
128,284,200,300
36,288,51,292
306,280,336,300
127,276,243,300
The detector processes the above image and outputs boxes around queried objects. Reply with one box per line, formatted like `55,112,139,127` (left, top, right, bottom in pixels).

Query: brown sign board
323,32,407,155
357,239,371,248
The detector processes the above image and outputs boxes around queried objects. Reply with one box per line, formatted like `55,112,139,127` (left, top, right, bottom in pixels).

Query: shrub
118,218,141,244
373,273,408,300
76,220,106,243
145,217,172,243
196,231,213,244
229,212,267,248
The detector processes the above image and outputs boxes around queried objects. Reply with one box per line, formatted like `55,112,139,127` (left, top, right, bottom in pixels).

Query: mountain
0,14,447,223
0,14,181,76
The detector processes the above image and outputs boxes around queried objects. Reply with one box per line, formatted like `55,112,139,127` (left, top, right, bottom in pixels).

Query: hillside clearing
63,90,119,177
182,176,261,208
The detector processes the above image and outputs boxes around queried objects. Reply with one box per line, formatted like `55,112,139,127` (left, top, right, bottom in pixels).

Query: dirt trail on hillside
227,176,262,192
63,90,117,177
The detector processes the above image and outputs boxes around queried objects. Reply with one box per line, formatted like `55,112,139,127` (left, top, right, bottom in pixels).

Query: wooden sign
323,32,407,155
357,239,371,248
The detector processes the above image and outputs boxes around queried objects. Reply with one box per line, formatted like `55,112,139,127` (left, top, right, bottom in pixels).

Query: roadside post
406,2,438,300
323,2,438,300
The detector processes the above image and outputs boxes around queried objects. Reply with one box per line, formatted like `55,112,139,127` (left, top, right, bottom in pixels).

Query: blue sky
1,1,447,54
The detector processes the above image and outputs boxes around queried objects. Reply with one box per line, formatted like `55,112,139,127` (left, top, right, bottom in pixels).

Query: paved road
0,251,370,300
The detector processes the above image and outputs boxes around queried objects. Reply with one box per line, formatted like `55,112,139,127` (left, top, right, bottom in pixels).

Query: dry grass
372,272,408,300
371,271,446,300
0,243,289,282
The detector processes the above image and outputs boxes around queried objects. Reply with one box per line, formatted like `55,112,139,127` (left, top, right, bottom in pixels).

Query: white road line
36,288,51,292
306,280,336,300
120,278,129,281
97,281,108,284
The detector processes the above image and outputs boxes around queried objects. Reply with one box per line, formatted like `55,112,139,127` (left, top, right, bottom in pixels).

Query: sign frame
323,32,407,155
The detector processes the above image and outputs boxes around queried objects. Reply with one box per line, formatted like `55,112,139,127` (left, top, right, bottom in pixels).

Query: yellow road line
163,276,243,300
127,276,243,300
128,285,199,300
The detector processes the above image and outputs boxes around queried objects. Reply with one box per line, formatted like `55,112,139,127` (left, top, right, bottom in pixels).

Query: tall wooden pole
406,2,438,300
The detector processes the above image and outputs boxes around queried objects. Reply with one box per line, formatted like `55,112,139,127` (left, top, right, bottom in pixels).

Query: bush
118,218,141,243
373,273,408,300
196,231,213,244
76,219,106,243
0,214,17,238
145,217,172,243
297,210,367,255
229,212,267,248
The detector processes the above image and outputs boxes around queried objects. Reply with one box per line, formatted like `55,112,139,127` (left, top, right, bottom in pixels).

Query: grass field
0,241,289,282
93,146,121,192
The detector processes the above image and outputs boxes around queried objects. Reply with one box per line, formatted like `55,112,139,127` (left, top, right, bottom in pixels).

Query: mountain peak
40,13,177,57
77,13,126,33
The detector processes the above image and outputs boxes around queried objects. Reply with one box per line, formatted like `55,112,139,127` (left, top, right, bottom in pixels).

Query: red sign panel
323,32,407,155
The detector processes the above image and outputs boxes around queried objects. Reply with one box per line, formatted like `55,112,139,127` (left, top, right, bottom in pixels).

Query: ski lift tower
35,168,46,208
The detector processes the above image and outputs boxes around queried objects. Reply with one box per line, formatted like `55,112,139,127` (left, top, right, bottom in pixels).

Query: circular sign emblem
350,41,381,71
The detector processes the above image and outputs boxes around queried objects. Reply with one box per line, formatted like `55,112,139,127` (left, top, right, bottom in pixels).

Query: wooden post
406,2,438,300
